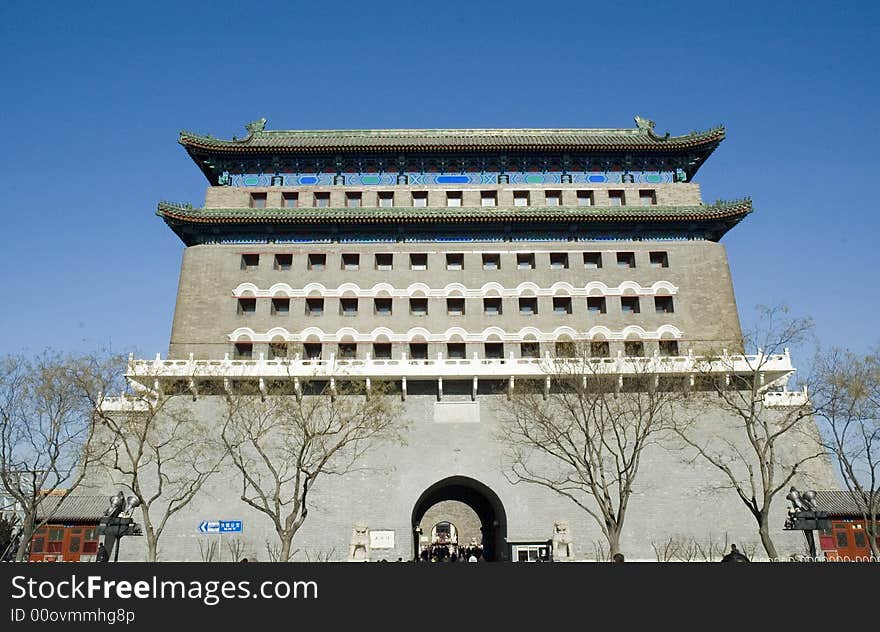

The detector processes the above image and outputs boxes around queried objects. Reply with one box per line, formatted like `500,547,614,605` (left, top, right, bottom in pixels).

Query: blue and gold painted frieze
228,170,675,187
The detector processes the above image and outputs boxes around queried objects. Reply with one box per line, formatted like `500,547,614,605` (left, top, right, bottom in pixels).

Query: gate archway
411,476,508,561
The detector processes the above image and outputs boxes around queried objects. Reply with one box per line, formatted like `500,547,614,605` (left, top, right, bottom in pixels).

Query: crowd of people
419,541,484,562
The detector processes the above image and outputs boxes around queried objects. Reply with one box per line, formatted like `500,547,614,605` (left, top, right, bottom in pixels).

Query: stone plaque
369,530,395,550
433,401,480,423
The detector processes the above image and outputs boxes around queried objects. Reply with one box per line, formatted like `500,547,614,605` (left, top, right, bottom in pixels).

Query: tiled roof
179,117,725,154
157,199,752,225
35,495,107,521
813,490,880,517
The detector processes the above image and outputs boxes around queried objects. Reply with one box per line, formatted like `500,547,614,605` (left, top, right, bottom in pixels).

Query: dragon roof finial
245,117,267,135
634,115,655,132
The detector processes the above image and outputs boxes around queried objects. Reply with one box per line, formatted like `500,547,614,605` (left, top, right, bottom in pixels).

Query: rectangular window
446,253,464,270
304,343,322,360
587,297,606,314
241,254,259,270
482,253,501,270
374,298,392,316
521,342,540,358
625,341,644,357
269,342,288,359
655,296,675,314
517,253,535,269
617,252,636,268
373,343,392,359
545,190,561,206
410,253,428,270
591,341,610,358
274,254,292,270
659,340,679,357
447,298,465,316
447,343,466,359
621,297,641,314
410,298,428,316
340,298,358,316
513,191,529,207
549,252,569,269
553,297,572,314
234,342,253,359
481,191,497,207
250,193,267,208
519,297,538,315
314,192,330,207
577,190,594,206
282,193,298,208
485,343,504,359
583,252,602,269
305,298,324,316
446,192,462,207
378,191,394,207
341,253,360,270
271,298,290,315
639,190,657,206
338,343,357,359
375,253,393,270
346,192,361,208
307,253,326,270
410,343,428,360
412,192,428,207
484,297,502,316
649,251,669,268
237,298,256,315
608,190,625,206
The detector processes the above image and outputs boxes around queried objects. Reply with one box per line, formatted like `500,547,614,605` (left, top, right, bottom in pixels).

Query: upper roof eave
178,116,725,155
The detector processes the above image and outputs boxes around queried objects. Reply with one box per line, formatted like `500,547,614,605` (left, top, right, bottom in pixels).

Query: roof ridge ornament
634,115,670,141
245,117,267,136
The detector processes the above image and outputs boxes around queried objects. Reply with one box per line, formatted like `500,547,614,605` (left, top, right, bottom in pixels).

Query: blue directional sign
219,520,242,533
199,520,242,534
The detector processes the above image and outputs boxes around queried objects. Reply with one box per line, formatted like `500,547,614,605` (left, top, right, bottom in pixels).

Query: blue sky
1,0,878,361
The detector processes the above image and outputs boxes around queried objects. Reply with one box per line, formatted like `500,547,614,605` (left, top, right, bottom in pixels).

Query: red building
29,496,106,562
813,491,880,561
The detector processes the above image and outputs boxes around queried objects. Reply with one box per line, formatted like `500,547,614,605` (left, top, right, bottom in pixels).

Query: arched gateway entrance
411,476,508,561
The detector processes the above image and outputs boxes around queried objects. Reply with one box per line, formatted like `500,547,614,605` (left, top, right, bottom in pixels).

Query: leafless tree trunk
812,347,880,558
0,352,106,561
497,343,682,558
79,355,228,562
221,380,401,561
673,305,825,560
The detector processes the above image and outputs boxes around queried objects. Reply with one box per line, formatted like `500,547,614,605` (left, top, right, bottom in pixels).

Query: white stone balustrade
124,348,797,385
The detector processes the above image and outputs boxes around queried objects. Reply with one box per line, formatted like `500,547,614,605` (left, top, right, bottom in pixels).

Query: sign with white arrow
198,520,242,534
198,521,220,534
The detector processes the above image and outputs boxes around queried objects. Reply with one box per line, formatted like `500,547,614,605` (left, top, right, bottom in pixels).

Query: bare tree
79,355,227,562
198,538,218,562
497,343,683,558
221,380,401,562
672,305,825,560
812,347,880,558
0,352,105,561
225,536,247,562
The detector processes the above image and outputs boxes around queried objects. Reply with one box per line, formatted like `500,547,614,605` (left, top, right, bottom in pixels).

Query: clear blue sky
1,0,877,361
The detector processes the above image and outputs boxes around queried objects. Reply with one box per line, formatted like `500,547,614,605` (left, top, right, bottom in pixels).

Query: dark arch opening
411,476,508,562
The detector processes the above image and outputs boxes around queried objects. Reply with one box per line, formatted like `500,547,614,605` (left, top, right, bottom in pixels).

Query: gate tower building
110,117,835,561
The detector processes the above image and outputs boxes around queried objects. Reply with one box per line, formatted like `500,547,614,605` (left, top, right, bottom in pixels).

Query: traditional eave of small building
157,199,751,245
812,490,880,519
179,116,725,183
